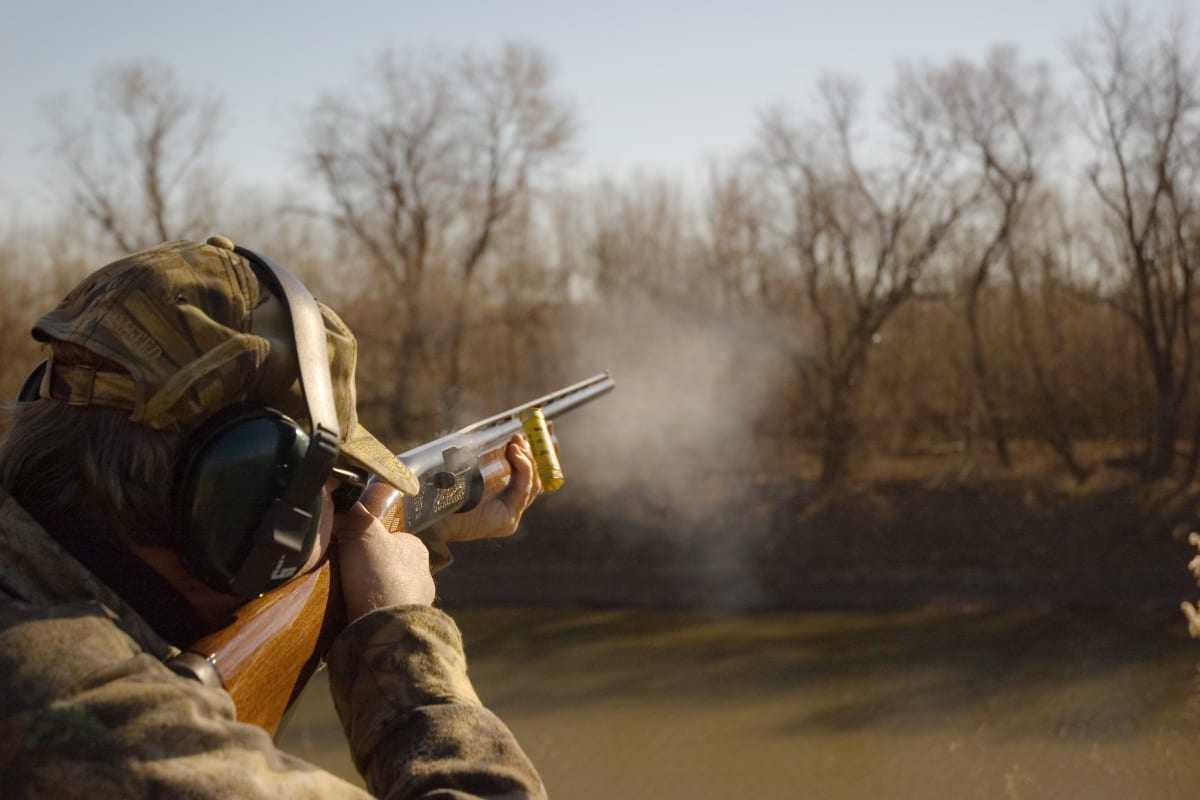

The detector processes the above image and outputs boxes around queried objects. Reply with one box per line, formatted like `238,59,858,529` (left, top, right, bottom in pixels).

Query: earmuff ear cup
174,405,323,596
17,361,47,402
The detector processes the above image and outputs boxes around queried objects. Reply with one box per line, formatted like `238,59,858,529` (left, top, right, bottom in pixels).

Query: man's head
2,236,416,596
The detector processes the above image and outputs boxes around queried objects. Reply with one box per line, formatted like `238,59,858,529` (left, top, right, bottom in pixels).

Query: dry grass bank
435,439,1200,612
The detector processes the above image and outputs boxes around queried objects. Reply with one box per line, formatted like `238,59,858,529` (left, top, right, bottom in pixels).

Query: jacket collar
0,487,177,661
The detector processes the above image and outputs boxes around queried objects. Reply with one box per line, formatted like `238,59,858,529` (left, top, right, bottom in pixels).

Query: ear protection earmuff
172,246,342,597
17,247,342,598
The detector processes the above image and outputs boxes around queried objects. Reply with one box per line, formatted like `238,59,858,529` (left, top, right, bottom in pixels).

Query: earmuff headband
220,247,341,596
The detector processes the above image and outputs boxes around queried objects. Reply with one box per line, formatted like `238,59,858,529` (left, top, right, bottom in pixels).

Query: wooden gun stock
180,566,338,735
171,373,614,736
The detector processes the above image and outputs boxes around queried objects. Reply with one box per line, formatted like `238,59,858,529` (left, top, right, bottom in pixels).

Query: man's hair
0,343,182,548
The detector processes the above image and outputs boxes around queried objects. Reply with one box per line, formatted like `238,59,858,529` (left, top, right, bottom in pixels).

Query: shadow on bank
437,476,1199,613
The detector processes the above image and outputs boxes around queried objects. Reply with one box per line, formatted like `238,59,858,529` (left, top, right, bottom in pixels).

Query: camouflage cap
31,236,419,495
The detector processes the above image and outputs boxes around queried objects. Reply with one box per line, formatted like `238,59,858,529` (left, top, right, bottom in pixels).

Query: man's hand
435,434,544,543
1188,532,1200,582
1183,601,1200,639
332,503,436,621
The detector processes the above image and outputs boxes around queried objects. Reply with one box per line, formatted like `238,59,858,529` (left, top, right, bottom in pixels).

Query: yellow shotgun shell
520,407,564,492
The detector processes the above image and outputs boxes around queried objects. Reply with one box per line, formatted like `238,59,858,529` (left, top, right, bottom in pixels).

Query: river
277,606,1200,799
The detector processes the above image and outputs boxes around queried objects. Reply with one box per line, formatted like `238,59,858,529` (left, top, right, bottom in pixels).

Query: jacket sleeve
0,599,377,799
326,605,546,799
0,601,544,799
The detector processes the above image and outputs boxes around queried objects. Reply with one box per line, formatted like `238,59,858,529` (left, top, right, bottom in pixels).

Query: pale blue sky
0,0,1183,218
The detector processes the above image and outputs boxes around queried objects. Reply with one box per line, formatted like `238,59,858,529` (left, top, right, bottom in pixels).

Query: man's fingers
508,435,542,501
330,502,378,542
490,436,539,535
1183,601,1200,639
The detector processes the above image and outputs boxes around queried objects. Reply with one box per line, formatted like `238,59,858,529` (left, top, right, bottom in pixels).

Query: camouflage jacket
0,488,546,799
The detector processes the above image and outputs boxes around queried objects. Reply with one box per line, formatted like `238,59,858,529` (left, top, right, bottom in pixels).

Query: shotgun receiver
168,372,615,735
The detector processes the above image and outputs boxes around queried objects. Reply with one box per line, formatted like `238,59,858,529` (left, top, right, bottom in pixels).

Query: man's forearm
327,605,546,799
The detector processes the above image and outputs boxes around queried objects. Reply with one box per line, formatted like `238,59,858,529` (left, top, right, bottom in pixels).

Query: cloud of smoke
554,293,789,611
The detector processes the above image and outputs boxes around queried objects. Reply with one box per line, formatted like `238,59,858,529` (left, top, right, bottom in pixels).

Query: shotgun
167,372,615,735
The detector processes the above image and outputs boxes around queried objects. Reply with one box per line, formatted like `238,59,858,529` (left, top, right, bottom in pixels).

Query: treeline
2,4,1198,492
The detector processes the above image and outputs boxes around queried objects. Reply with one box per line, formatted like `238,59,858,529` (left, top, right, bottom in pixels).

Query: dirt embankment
436,449,1200,613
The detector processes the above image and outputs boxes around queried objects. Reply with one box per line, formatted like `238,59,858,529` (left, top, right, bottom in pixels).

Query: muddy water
277,607,1200,799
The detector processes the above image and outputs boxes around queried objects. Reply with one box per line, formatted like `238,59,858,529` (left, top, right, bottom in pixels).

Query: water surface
278,607,1200,799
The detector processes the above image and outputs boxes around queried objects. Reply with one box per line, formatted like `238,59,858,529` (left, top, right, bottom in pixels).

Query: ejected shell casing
520,407,564,492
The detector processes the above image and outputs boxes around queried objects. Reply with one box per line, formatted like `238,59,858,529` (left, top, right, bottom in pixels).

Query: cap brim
340,424,420,495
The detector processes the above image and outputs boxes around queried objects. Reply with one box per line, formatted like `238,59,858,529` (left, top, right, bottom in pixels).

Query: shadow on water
454,606,1200,741
280,606,1200,798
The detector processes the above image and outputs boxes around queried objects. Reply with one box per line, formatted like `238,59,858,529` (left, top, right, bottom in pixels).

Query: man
1182,533,1200,639
0,236,547,798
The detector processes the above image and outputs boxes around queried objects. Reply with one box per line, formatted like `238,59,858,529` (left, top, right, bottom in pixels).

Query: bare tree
700,160,783,315
301,43,574,437
904,47,1059,470
1008,191,1092,482
0,237,46,403
44,61,223,252
1072,4,1200,478
757,75,979,484
585,172,694,301
0,220,92,409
